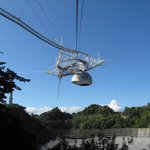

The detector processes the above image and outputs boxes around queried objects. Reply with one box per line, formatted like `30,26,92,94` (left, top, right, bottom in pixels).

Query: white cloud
26,107,52,115
107,99,122,112
26,106,82,115
60,106,83,114
26,100,122,115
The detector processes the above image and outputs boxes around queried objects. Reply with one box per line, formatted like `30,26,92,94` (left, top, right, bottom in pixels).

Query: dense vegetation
38,103,150,130
2,103,147,149
39,107,72,130
0,104,53,150
0,61,52,149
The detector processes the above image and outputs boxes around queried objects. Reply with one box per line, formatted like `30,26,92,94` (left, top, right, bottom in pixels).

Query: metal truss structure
48,49,104,77
0,7,104,85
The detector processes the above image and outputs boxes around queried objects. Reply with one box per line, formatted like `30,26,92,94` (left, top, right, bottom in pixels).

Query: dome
71,72,92,86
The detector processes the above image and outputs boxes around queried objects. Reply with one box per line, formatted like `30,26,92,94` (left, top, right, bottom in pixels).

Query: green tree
39,107,72,129
0,62,30,104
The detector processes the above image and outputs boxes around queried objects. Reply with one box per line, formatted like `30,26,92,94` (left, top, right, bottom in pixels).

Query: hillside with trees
38,107,72,130
38,103,150,130
2,103,150,149
122,104,150,128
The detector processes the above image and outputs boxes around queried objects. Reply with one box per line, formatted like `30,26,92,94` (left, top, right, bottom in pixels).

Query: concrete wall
56,128,150,138
101,128,150,137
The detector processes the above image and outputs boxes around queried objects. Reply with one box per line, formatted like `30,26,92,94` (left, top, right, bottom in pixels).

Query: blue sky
0,0,150,113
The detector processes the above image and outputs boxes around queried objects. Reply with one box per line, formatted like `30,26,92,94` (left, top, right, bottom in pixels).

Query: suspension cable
76,0,84,50
0,7,88,55
61,82,78,106
14,0,30,25
56,76,62,101
76,0,79,50
78,0,84,48
25,0,52,39
6,1,17,14
35,0,59,38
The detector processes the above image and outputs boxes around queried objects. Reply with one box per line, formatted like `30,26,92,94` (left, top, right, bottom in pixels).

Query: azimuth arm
0,7,87,55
